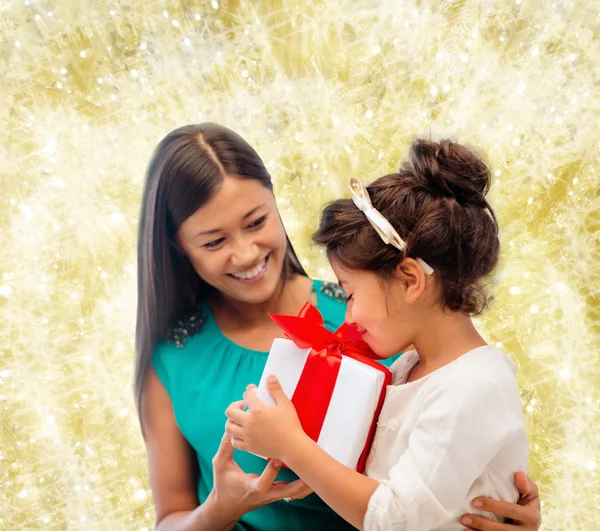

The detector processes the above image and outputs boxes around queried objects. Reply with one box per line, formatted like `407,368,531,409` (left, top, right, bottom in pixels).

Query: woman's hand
461,472,541,530
225,376,306,461
209,428,312,523
143,366,308,531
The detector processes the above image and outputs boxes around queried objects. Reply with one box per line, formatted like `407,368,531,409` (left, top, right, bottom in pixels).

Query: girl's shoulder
417,345,519,408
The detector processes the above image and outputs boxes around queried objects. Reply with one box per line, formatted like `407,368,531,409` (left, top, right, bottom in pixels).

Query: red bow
270,301,386,360
269,302,392,472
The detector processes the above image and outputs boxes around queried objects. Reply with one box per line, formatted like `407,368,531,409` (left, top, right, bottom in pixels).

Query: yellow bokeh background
1,0,599,529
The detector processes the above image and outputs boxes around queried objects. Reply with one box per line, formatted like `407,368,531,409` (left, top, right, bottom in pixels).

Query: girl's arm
227,376,374,528
281,434,379,529
227,372,528,531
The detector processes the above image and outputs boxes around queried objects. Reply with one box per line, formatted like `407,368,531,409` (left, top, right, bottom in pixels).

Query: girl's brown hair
313,138,499,314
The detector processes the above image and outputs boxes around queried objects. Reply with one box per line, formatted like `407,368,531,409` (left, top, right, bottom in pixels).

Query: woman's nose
230,239,260,268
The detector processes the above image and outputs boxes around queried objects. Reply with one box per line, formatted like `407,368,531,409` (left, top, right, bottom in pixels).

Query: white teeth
231,259,267,280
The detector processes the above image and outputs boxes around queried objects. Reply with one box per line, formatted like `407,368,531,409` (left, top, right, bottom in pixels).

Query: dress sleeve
364,365,523,531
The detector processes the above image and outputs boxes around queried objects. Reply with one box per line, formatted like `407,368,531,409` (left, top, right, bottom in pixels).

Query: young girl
225,138,531,530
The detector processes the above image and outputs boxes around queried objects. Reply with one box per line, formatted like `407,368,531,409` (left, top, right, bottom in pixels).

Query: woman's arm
142,367,238,530
143,368,311,531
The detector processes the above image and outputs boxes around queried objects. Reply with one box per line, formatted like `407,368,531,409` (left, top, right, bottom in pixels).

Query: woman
135,123,541,531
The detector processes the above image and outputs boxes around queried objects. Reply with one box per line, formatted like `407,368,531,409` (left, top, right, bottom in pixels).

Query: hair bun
407,139,491,207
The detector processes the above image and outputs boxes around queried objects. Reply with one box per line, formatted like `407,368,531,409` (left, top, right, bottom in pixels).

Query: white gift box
257,338,388,471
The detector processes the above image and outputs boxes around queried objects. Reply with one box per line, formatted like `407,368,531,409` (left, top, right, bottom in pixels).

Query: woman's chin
225,267,284,304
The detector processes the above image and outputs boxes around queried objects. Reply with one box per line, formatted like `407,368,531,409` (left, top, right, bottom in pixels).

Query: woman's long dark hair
135,123,307,425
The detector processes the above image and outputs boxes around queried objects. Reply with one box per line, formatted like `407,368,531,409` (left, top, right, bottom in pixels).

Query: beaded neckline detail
319,280,347,303
166,307,207,348
165,280,345,348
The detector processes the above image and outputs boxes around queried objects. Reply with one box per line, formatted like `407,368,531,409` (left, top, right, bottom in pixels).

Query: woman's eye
248,215,268,229
203,238,225,249
346,294,354,302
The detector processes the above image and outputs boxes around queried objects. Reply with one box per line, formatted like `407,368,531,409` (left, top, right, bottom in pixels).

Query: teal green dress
153,279,399,531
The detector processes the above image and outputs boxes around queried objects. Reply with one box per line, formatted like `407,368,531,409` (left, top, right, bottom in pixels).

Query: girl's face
330,258,420,358
177,175,288,305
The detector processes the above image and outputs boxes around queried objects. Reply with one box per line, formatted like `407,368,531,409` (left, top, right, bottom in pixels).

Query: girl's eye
203,238,225,249
346,294,354,302
248,215,268,229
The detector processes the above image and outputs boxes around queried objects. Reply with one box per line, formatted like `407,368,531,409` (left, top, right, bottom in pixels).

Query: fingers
243,386,262,409
515,471,539,500
468,497,535,526
230,436,248,452
225,400,247,425
266,375,288,404
224,401,249,453
269,478,313,502
225,419,245,440
289,479,313,500
460,514,504,531
212,432,234,467
254,459,282,492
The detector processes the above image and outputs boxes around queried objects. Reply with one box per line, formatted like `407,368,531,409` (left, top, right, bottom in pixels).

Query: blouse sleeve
364,365,523,531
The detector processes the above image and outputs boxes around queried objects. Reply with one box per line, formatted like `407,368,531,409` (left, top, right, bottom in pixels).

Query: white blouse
364,346,529,531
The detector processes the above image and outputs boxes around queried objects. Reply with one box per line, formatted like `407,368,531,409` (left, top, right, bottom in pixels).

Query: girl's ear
396,258,427,304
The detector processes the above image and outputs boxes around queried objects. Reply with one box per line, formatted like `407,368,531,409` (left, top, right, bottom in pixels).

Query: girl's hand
225,376,306,461
210,429,313,521
461,472,541,530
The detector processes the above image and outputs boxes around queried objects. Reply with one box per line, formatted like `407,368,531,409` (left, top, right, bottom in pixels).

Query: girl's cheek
353,309,367,329
353,298,369,323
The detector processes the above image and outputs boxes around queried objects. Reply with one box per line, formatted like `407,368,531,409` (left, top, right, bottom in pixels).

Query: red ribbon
269,302,392,473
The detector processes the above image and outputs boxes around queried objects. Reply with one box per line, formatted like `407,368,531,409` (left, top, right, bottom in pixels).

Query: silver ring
283,497,292,502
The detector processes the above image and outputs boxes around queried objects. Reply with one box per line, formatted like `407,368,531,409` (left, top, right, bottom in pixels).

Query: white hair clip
348,177,434,276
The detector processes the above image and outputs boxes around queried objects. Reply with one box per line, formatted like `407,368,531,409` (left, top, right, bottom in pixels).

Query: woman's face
177,175,288,305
